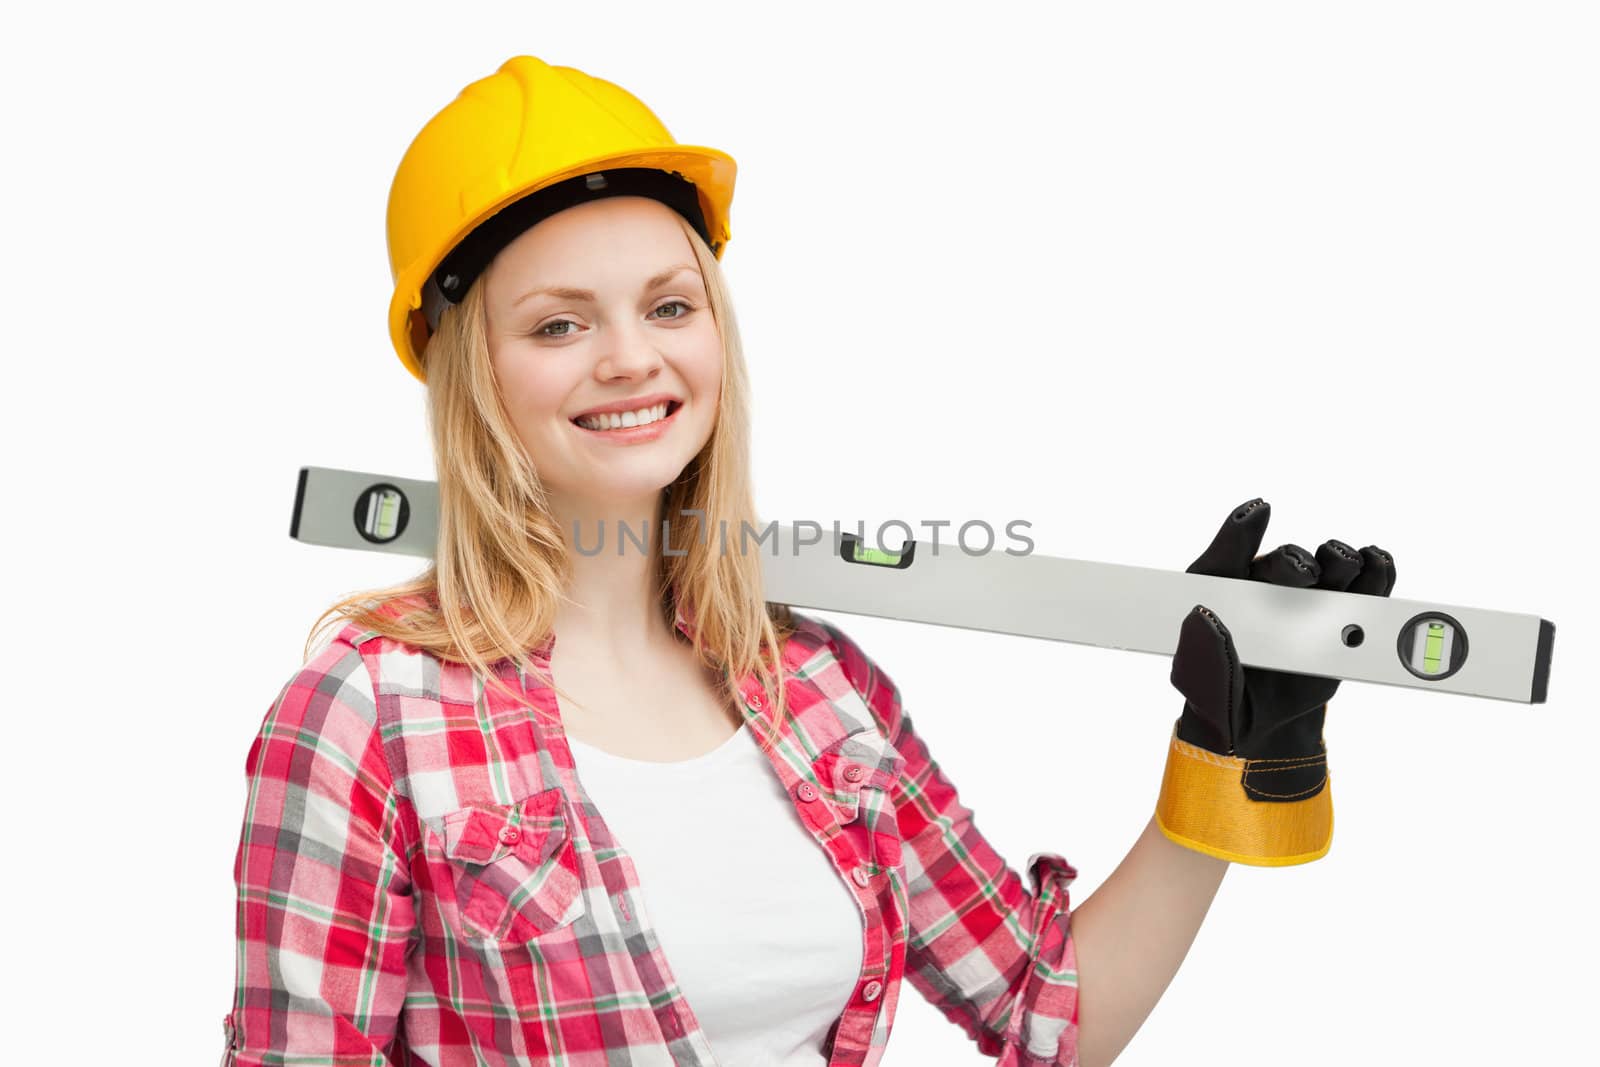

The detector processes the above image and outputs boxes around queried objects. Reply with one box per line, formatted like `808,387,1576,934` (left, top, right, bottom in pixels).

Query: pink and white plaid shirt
224,596,1081,1065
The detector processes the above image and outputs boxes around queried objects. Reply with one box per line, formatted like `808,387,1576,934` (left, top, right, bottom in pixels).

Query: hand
1170,497,1397,804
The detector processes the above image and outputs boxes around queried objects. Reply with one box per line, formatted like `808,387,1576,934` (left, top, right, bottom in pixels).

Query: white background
3,2,1594,1063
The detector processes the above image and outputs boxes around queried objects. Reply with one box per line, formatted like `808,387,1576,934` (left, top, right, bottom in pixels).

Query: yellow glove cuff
1154,728,1333,866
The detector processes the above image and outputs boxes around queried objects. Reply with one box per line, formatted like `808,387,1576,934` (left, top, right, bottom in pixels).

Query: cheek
682,324,725,400
495,358,575,425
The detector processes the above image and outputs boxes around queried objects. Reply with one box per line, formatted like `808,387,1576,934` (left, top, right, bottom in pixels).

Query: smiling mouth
571,399,682,432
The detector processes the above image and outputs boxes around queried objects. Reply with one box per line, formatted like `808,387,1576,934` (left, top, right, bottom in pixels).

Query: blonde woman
224,55,1396,1067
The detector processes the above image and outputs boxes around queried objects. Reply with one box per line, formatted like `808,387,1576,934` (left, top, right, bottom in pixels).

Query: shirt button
843,764,865,783
747,690,764,709
498,825,521,846
795,782,818,802
862,980,882,1002
852,866,871,887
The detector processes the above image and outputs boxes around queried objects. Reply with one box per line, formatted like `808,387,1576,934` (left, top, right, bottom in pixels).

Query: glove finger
1346,545,1397,597
1187,498,1271,578
1247,543,1321,587
1170,604,1244,753
1313,539,1363,591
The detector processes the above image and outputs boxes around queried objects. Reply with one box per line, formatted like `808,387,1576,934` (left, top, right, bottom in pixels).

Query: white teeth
577,402,670,431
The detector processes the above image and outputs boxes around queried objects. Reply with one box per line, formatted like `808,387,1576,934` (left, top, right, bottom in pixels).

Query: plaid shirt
225,596,1081,1066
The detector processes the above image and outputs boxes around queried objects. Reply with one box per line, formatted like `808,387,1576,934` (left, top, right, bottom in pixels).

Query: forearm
1069,815,1228,1067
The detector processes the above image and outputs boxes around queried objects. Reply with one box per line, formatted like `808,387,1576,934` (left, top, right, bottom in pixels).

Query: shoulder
259,595,442,753
784,610,904,736
247,623,385,781
319,596,470,700
283,624,380,721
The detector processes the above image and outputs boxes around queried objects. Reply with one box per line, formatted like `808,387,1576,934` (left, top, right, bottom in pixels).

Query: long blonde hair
306,212,795,738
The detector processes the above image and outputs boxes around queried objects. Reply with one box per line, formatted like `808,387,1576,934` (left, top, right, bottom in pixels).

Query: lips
569,399,684,438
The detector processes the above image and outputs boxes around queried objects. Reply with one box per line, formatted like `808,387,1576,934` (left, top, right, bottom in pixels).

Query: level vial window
840,532,916,569
354,483,410,544
1396,611,1469,682
852,543,903,566
366,489,403,539
1410,619,1455,675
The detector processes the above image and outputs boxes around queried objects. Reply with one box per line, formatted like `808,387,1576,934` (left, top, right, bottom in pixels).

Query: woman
225,55,1396,1067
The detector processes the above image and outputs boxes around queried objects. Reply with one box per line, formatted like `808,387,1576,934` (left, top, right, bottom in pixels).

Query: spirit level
290,465,1555,705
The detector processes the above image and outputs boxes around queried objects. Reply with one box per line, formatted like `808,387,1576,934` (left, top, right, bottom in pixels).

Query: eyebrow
512,264,702,308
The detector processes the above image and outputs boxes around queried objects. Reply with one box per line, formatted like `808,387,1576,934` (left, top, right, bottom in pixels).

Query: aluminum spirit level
290,465,1555,705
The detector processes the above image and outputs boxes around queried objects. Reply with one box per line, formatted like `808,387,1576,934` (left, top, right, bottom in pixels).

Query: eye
652,300,694,320
536,319,578,338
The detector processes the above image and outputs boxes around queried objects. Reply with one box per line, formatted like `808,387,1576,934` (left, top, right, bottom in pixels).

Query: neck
548,489,675,659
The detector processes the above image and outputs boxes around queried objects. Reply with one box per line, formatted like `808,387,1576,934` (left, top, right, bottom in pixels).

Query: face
482,195,722,515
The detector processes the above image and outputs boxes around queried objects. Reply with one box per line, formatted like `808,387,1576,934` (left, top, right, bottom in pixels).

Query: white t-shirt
565,720,866,1066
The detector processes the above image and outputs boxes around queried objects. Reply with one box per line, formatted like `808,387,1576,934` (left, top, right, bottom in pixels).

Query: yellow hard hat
385,55,738,382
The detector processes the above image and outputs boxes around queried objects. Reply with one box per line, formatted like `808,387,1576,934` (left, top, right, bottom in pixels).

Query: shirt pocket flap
811,727,906,870
438,788,583,941
814,727,906,802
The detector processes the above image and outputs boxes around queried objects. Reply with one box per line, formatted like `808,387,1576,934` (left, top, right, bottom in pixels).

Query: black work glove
1156,497,1397,865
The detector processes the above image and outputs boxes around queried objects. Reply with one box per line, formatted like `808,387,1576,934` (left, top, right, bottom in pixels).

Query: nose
593,318,664,382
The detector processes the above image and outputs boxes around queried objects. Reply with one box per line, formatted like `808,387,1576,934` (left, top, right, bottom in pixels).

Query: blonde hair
306,212,796,741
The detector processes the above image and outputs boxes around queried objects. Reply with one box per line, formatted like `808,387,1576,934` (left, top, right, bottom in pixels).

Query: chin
573,468,686,504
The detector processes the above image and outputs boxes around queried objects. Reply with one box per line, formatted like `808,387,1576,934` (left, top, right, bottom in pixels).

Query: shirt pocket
435,787,585,942
813,728,907,873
